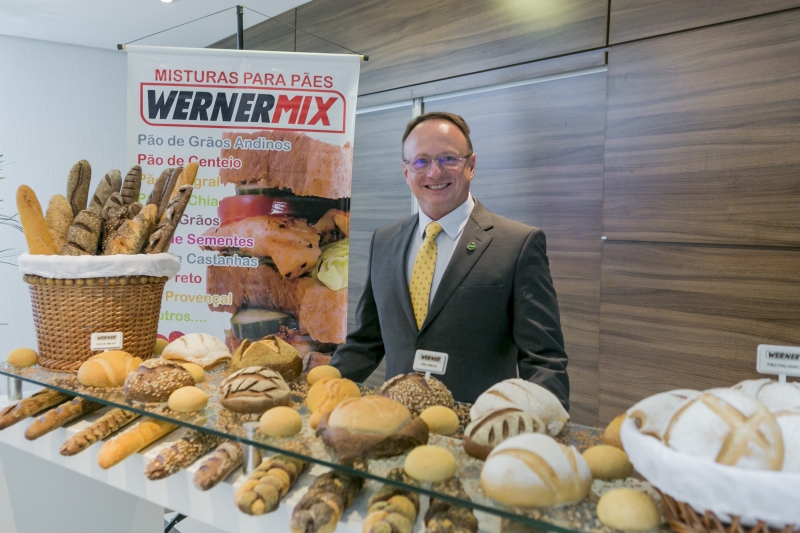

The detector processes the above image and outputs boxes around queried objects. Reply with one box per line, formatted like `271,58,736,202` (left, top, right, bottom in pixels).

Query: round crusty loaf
377,373,454,417
480,433,592,507
463,408,546,461
162,333,231,369
582,445,633,480
79,350,143,388
404,445,456,482
470,379,569,436
732,378,800,413
123,358,194,402
259,406,303,437
306,377,361,428
220,367,291,414
596,488,660,530
7,348,38,368
419,405,460,436
665,388,783,471
327,396,411,437
627,389,701,440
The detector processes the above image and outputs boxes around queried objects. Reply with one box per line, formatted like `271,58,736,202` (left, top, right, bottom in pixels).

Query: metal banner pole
236,5,244,50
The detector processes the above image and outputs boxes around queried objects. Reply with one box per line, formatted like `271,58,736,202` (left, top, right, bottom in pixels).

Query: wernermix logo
140,83,347,133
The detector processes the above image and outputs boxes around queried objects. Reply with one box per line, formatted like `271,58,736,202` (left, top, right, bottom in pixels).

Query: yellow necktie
410,221,444,329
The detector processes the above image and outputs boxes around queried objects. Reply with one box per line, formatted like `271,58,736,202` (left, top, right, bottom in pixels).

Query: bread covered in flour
161,333,231,369
732,378,800,413
480,433,592,507
470,379,569,436
665,388,784,470
774,409,800,472
627,389,701,440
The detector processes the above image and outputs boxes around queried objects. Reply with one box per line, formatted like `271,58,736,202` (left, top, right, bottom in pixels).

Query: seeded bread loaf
123,358,195,403
377,373,454,417
145,430,224,480
60,408,139,456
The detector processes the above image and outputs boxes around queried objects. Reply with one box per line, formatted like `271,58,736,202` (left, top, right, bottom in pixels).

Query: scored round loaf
480,433,592,507
230,336,302,381
220,367,291,414
665,388,784,470
327,396,411,436
732,378,800,413
306,377,361,428
627,389,701,440
162,333,231,369
470,379,569,436
377,373,454,417
463,408,546,461
123,358,195,402
79,350,143,388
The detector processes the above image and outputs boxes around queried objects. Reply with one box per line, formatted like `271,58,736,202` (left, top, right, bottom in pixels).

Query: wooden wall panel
349,105,414,387
604,10,800,246
599,243,800,423
609,0,800,44
426,69,607,425
295,0,607,95
209,10,296,51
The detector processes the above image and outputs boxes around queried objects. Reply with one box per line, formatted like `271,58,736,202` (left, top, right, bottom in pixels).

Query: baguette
164,162,198,214
97,418,178,469
66,159,91,217
108,203,157,255
193,440,243,491
88,169,122,214
144,430,223,480
156,166,184,221
45,194,74,252
127,202,143,219
60,408,139,456
364,469,420,533
146,168,173,211
424,477,478,533
17,185,58,255
101,192,124,221
121,165,142,207
0,389,72,430
24,397,103,440
290,464,365,533
61,209,102,256
235,445,310,515
145,185,193,254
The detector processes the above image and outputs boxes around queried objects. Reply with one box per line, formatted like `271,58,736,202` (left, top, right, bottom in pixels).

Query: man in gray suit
330,112,569,409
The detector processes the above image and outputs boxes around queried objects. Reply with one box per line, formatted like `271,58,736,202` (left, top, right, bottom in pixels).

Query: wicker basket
660,492,799,533
24,274,167,373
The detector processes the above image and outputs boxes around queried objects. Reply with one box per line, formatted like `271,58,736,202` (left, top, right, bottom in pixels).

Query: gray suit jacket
330,200,569,409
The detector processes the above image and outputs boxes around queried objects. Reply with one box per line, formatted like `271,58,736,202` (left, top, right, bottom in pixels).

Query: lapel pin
467,242,476,251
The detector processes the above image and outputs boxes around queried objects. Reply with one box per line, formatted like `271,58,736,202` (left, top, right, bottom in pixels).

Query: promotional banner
126,45,359,364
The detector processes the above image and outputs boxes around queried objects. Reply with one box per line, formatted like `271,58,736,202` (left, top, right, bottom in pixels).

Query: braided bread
363,468,419,533
234,444,310,515
290,463,365,533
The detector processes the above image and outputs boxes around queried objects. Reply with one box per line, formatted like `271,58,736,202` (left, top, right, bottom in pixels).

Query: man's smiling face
402,119,476,221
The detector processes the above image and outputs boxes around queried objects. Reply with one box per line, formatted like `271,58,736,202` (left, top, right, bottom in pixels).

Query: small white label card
757,344,800,378
90,332,123,351
413,349,448,375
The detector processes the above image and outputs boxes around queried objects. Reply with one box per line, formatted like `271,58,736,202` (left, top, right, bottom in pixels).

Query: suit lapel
392,215,419,331
420,201,494,334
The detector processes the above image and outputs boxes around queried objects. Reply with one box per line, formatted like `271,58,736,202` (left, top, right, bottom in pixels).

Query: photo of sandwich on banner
202,130,352,366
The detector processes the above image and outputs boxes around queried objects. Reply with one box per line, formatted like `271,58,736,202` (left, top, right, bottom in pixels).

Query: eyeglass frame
402,151,474,174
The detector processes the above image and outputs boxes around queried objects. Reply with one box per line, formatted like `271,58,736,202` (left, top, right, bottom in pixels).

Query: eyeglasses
403,152,472,173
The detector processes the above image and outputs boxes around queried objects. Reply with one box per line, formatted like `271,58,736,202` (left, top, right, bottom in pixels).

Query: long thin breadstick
97,418,177,469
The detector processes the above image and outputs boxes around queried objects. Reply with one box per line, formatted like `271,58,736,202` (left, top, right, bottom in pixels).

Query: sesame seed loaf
123,358,195,403
377,373,454,417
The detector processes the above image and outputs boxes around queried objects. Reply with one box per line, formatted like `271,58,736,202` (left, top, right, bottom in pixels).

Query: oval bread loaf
7,348,38,368
582,445,633,480
480,433,592,507
470,379,569,436
419,405,460,436
404,445,456,482
596,489,660,530
220,367,291,413
463,408,546,460
78,350,142,388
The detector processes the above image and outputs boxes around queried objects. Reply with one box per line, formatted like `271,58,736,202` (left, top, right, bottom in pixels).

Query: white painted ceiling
0,0,309,50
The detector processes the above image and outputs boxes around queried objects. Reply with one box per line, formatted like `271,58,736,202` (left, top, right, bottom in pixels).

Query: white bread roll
627,389,700,440
470,379,569,436
162,333,231,369
733,378,800,413
666,388,783,470
775,409,800,472
480,433,592,507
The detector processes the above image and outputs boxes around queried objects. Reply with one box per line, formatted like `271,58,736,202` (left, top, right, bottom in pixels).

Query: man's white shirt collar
417,193,474,240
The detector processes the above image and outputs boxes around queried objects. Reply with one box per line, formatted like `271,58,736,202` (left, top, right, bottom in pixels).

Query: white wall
0,34,127,355
0,35,163,533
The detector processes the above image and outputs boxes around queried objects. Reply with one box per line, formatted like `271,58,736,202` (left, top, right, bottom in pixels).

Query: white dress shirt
406,194,475,308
